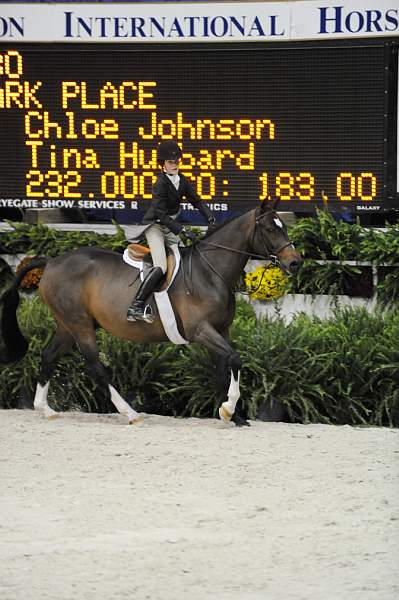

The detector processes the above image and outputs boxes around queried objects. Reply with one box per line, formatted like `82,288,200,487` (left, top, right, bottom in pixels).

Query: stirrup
142,304,155,323
127,304,154,324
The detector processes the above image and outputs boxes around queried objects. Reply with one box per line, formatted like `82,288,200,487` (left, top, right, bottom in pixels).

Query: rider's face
164,159,180,175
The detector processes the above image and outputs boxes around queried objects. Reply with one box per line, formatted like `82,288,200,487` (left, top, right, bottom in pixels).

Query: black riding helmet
157,140,183,164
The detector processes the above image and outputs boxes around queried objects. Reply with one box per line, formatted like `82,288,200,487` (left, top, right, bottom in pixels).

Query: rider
127,140,216,322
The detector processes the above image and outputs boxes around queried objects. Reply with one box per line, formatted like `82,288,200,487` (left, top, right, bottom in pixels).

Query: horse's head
252,202,303,275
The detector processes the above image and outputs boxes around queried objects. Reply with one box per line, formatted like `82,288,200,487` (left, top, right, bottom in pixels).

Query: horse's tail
0,258,48,363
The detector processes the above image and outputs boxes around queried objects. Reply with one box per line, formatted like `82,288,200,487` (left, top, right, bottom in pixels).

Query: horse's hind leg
34,325,74,418
77,330,142,424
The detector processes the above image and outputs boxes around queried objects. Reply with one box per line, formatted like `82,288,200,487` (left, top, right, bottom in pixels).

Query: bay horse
0,202,302,426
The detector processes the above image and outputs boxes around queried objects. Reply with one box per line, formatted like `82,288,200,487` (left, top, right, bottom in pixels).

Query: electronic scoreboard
0,40,397,222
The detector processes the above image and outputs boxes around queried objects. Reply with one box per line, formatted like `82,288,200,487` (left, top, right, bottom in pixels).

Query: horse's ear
270,196,280,211
259,199,270,213
259,197,279,213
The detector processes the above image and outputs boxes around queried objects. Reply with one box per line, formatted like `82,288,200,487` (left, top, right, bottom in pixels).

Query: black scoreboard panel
0,41,397,223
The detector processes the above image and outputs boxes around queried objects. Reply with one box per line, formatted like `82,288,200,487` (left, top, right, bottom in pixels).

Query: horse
0,202,302,426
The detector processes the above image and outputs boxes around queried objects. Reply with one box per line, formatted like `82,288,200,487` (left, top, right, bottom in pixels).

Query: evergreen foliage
2,212,399,301
0,220,127,255
1,213,399,426
1,296,398,427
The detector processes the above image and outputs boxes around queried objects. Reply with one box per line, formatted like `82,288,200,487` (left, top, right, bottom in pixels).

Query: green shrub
0,296,97,411
287,260,368,296
287,210,399,301
0,220,127,256
1,214,399,426
2,214,399,304
359,225,399,263
1,296,398,427
288,209,363,260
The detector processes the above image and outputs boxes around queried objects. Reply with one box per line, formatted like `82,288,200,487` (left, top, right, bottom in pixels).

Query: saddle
126,243,176,291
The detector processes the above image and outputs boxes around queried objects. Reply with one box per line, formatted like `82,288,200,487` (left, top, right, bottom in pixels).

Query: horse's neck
198,212,253,285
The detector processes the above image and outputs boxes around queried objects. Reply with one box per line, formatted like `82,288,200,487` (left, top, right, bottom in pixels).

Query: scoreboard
0,40,398,222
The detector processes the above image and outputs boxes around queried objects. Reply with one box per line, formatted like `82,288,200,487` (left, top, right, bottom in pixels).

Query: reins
190,210,294,293
197,239,291,263
193,241,284,296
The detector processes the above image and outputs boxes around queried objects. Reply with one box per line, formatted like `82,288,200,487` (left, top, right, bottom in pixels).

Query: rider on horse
126,140,216,322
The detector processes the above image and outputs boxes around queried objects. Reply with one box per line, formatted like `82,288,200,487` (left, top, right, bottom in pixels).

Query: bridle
252,210,294,264
191,209,295,289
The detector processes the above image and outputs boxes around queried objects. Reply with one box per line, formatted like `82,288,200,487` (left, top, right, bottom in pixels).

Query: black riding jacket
142,172,213,234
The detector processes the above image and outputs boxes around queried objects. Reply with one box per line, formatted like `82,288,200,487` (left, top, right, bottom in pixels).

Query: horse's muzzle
279,252,303,275
287,258,303,275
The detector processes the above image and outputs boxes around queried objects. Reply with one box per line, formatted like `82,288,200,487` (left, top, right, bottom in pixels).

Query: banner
0,1,398,43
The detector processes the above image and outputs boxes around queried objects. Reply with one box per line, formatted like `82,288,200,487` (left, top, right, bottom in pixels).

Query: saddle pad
123,245,176,288
122,249,142,270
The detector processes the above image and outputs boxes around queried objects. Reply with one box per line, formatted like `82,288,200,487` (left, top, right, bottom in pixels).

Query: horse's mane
202,207,256,239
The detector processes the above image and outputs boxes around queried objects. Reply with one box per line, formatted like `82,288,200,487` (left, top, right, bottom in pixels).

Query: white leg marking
34,381,49,410
33,381,58,419
108,385,142,424
219,370,241,421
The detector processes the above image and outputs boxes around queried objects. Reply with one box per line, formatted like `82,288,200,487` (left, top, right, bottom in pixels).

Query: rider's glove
180,228,197,243
207,218,217,234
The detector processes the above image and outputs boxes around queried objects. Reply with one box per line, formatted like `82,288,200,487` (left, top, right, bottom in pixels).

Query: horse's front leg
193,321,249,427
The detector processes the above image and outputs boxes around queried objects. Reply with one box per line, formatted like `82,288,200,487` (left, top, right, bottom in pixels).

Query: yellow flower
245,265,288,301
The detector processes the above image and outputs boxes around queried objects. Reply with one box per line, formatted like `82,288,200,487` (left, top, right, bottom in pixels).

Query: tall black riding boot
127,267,164,323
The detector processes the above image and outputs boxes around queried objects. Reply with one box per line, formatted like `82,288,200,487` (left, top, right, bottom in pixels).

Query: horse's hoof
219,404,232,422
128,417,144,425
46,412,60,420
232,413,251,427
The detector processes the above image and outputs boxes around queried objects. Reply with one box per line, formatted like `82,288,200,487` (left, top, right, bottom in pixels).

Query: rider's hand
180,228,197,243
207,218,217,234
